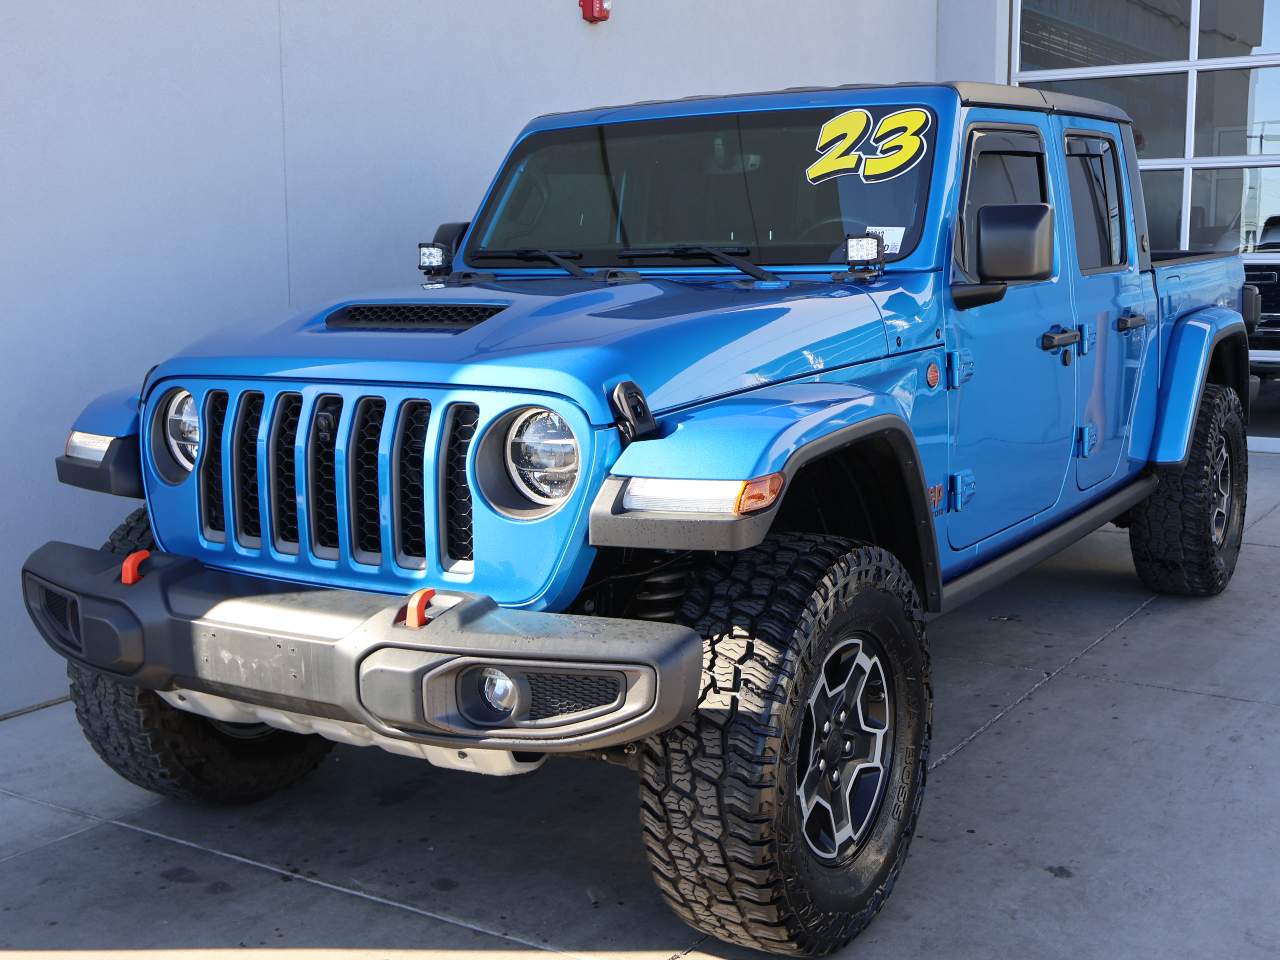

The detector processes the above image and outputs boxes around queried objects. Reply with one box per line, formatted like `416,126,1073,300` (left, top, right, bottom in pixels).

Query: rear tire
1129,383,1248,596
67,509,333,804
639,534,931,956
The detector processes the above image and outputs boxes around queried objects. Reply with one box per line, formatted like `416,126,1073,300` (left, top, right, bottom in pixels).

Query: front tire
68,508,333,804
1129,383,1248,596
639,534,931,956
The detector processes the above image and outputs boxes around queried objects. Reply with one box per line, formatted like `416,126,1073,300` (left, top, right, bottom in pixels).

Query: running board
940,474,1159,614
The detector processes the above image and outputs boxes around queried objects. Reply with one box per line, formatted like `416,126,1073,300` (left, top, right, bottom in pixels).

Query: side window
1064,135,1126,272
959,131,1048,277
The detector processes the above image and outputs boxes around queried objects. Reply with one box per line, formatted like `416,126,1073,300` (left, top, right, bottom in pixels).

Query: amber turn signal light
736,473,784,514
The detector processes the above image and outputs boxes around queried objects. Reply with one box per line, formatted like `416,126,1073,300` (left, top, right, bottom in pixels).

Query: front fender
72,387,141,438
1152,308,1248,465
590,380,942,609
606,381,910,480
58,387,144,498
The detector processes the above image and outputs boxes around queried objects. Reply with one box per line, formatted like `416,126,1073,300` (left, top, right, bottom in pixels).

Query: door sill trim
939,473,1158,614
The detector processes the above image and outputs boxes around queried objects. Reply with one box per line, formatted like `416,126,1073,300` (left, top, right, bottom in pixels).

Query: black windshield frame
464,107,937,271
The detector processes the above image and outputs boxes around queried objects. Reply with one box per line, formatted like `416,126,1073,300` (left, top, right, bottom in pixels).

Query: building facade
1015,0,1280,261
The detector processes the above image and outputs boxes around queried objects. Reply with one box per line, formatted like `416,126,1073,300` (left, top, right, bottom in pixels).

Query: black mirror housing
977,203,1053,283
434,222,471,255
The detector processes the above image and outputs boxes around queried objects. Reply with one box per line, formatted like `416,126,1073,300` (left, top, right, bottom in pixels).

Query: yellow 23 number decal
805,107,932,186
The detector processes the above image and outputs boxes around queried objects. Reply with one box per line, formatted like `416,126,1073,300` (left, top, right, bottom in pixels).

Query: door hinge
946,349,975,389
948,470,977,512
1078,423,1099,458
1077,322,1097,356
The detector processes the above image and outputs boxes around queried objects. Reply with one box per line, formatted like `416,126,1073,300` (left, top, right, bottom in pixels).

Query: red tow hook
404,587,436,629
120,550,152,586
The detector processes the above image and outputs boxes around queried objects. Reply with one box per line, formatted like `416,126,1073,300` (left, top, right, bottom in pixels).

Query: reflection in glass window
1020,0,1192,71
1027,73,1187,158
1065,137,1126,269
1141,169,1185,251
1189,166,1280,252
1195,67,1280,157
1200,0,1280,58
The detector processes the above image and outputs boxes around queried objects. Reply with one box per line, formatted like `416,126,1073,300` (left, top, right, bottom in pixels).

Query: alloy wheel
797,636,893,861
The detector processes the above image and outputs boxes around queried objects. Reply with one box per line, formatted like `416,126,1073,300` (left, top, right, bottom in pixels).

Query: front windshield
466,105,937,269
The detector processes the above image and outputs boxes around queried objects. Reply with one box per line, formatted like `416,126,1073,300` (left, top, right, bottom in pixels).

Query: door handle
1116,312,1148,332
1040,328,1082,350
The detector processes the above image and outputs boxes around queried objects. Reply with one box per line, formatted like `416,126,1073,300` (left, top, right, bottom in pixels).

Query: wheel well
771,437,937,609
1208,330,1251,421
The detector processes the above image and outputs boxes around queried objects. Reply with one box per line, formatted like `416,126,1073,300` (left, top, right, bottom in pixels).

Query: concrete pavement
3,455,1279,959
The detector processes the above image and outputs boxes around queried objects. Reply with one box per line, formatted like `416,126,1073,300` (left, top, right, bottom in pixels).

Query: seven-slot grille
198,390,477,570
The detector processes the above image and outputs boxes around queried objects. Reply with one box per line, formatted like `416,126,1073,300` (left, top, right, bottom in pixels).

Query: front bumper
22,542,701,768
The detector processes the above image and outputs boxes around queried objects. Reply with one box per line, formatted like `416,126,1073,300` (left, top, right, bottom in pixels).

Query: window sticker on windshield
867,227,907,255
804,107,932,186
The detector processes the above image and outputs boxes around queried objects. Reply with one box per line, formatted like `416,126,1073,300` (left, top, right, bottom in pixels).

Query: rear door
1055,122,1156,490
947,117,1078,550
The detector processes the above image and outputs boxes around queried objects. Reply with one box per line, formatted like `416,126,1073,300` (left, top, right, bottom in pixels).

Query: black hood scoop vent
325,303,507,333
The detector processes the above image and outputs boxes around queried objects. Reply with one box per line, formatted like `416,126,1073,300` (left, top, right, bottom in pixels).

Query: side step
940,474,1158,614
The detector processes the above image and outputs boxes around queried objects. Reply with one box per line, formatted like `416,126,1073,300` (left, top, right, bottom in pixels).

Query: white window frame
1011,0,1280,261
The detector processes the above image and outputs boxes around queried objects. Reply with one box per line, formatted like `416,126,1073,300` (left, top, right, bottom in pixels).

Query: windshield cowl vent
324,303,507,333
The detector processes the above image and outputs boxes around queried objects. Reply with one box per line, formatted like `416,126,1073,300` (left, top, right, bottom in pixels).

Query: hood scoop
325,303,507,333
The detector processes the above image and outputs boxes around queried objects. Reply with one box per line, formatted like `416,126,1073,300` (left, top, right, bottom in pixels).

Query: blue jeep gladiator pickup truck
24,82,1256,955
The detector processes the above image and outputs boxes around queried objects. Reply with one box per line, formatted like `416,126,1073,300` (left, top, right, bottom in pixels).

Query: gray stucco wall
1,0,960,715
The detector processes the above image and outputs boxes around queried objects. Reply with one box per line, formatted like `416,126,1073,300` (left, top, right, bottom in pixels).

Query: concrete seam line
661,934,711,960
1062,669,1280,708
1245,498,1280,531
928,594,1159,771
0,695,70,724
0,819,103,869
0,786,584,960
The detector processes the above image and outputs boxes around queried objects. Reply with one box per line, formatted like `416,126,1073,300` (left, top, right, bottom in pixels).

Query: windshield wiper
618,245,779,282
471,248,592,278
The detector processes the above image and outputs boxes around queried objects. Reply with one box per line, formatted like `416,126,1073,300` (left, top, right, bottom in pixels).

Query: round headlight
164,391,200,472
505,408,578,505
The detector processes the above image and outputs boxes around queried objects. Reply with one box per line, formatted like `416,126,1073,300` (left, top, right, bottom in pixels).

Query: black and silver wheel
68,509,333,804
797,637,893,862
1129,382,1248,596
640,534,931,956
1210,433,1233,548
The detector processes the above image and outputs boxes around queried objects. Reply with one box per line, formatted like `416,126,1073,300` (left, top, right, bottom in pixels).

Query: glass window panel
1065,138,1126,269
1195,67,1280,157
1027,74,1187,159
1188,166,1280,251
960,151,1047,273
1020,0,1192,71
1200,0,1280,58
1141,169,1185,251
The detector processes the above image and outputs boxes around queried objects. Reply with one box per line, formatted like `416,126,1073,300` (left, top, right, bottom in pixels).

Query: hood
153,276,888,425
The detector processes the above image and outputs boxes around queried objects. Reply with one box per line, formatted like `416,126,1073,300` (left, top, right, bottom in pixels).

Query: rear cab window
1063,134,1127,273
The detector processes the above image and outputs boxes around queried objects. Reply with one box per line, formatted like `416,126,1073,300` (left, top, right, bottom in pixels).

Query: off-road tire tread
67,509,332,804
638,533,931,956
1129,384,1247,596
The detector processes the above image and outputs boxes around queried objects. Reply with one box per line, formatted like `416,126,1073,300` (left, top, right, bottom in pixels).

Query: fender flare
589,382,942,611
1151,308,1249,466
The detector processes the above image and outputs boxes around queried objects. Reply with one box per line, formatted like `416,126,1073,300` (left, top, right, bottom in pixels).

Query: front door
1056,123,1155,490
947,118,1078,550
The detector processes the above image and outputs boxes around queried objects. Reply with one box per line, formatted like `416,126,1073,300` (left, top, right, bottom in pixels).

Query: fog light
481,667,519,713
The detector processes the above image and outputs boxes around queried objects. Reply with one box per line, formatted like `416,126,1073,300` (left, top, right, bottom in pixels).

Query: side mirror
419,222,471,276
434,221,470,254
977,203,1054,283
